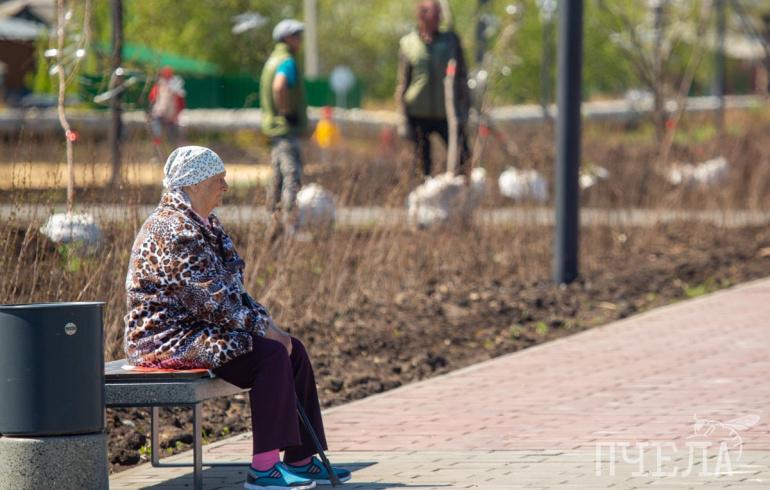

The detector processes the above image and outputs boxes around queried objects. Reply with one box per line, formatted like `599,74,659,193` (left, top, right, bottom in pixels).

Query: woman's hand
264,321,292,356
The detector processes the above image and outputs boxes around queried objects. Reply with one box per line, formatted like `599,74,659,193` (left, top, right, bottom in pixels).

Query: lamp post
649,0,667,141
713,0,726,134
553,0,583,285
475,0,491,65
537,0,557,119
303,0,320,78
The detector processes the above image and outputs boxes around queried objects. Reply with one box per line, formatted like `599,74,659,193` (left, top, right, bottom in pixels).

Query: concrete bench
105,359,249,490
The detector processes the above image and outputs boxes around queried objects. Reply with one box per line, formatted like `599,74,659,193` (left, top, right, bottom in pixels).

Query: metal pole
652,0,666,141
475,0,489,65
540,17,552,118
553,0,583,285
303,0,320,78
765,11,770,95
109,0,123,186
538,0,557,120
713,0,726,133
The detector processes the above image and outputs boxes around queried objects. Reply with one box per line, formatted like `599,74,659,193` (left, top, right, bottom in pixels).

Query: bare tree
54,0,92,214
468,5,524,170
659,1,714,163
598,0,713,148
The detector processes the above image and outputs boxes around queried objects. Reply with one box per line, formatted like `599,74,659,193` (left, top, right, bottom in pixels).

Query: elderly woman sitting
124,146,349,490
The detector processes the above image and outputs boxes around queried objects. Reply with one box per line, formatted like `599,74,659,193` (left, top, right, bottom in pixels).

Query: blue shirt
276,58,298,88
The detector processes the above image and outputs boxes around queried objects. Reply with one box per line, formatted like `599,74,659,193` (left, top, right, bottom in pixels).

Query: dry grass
1,106,770,360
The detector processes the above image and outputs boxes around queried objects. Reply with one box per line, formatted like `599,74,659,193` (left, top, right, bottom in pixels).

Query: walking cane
241,292,341,486
296,399,342,487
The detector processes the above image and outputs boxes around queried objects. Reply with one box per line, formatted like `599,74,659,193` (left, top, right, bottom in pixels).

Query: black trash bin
0,302,105,436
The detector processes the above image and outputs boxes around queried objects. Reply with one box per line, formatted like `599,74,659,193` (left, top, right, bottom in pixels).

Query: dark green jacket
396,30,469,120
260,43,308,137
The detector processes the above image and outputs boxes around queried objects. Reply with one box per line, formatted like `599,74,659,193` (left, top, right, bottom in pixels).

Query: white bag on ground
40,213,102,251
296,183,336,229
580,164,610,190
666,156,728,187
407,168,487,227
498,167,548,202
468,167,487,208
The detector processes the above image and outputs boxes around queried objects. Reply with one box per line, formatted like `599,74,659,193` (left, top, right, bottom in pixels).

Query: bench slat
106,379,247,407
105,359,248,407
106,359,212,382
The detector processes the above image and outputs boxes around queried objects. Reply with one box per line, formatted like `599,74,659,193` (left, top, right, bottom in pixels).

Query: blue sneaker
244,463,316,490
287,457,351,485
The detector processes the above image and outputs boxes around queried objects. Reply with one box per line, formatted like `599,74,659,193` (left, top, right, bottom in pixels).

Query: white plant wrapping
498,167,548,202
296,183,336,229
407,168,487,227
468,167,487,208
40,213,102,248
666,156,728,187
624,88,653,112
580,164,610,190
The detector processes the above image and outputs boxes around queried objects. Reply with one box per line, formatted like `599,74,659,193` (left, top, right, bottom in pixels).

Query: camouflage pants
268,135,303,215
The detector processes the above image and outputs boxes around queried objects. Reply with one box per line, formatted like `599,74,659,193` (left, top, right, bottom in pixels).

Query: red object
160,66,173,79
379,126,395,146
479,124,491,137
446,62,456,77
666,118,677,130
175,93,186,113
122,365,208,374
148,84,158,104
66,129,79,142
321,105,334,120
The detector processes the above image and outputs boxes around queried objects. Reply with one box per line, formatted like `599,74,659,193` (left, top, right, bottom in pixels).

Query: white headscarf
163,146,226,189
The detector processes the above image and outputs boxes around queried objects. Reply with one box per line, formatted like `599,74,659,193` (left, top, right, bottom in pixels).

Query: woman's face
189,172,228,212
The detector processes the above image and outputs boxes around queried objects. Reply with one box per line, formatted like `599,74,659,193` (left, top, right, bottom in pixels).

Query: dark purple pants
213,336,327,461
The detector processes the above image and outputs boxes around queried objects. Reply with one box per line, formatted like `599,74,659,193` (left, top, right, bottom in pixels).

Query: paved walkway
1,95,763,137
6,204,770,229
110,278,770,489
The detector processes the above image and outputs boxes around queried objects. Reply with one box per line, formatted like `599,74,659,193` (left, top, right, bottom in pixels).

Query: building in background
0,0,54,105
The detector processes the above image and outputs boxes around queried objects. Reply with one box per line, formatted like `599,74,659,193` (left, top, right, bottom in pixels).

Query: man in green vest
261,19,309,235
396,0,471,177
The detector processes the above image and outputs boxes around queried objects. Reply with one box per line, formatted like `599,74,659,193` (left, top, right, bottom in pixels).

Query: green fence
80,73,362,110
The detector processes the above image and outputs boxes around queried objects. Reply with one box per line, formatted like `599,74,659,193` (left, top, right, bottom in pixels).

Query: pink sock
251,449,280,471
286,456,313,467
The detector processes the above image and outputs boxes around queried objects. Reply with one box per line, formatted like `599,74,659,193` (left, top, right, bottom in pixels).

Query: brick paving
110,278,770,489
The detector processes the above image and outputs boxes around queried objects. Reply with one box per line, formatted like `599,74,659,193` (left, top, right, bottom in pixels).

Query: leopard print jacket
124,190,270,369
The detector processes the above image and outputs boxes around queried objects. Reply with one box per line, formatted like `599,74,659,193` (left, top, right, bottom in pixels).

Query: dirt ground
4,108,768,472
106,223,770,471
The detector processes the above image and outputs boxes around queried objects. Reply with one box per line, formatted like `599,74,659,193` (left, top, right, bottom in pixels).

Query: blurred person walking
396,0,471,177
149,66,186,149
261,19,309,236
